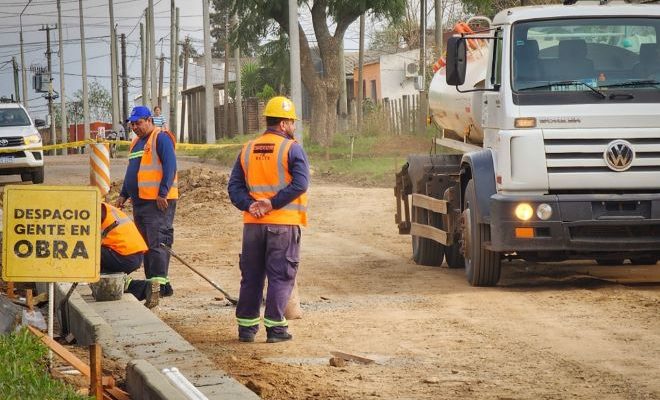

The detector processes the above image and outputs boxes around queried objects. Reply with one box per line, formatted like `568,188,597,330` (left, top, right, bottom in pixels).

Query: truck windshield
0,108,31,127
512,18,660,100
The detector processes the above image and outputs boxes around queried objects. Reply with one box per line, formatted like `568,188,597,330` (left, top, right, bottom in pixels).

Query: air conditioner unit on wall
404,62,419,78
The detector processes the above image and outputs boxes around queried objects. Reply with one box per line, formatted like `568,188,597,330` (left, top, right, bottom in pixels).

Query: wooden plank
28,325,91,377
435,137,482,154
330,351,375,365
412,194,448,214
105,386,131,400
6,282,16,299
90,343,103,400
410,222,448,245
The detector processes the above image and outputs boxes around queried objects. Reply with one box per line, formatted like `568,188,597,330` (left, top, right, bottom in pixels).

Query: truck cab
396,2,660,286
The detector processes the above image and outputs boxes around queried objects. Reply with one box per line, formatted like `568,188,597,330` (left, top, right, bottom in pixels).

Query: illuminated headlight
536,204,553,220
24,134,42,145
514,203,534,221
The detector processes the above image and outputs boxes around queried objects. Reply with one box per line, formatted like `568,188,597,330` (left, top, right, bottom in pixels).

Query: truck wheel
463,180,501,286
31,167,44,184
411,206,444,266
629,257,657,265
20,172,31,182
444,244,465,268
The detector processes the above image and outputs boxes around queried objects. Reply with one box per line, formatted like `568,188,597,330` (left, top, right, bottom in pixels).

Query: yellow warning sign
2,185,101,282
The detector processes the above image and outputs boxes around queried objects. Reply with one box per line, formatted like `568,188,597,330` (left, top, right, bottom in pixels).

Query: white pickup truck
0,99,45,184
395,1,660,286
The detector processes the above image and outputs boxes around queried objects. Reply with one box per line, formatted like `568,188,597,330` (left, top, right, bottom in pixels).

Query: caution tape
0,139,240,154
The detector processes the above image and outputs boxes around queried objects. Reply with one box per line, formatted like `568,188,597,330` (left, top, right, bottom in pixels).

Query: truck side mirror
34,119,46,128
446,37,467,86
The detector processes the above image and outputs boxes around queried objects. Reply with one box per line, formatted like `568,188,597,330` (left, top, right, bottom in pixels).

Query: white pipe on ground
162,367,208,400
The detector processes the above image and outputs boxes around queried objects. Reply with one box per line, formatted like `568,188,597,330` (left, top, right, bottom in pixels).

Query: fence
345,93,428,135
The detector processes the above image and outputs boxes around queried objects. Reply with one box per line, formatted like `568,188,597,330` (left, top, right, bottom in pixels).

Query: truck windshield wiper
599,79,660,89
518,80,606,99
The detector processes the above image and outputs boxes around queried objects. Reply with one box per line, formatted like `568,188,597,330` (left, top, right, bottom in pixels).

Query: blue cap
127,106,152,122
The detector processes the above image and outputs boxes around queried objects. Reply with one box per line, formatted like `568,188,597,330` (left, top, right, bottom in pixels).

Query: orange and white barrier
90,141,110,196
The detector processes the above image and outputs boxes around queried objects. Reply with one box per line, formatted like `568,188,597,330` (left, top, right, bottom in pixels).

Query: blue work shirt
121,129,177,203
228,129,310,212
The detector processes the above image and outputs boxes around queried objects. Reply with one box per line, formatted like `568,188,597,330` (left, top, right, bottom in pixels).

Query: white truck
394,1,660,286
0,99,45,184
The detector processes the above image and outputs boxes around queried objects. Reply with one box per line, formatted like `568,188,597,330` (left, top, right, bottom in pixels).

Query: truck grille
545,138,660,173
0,137,26,147
570,224,660,240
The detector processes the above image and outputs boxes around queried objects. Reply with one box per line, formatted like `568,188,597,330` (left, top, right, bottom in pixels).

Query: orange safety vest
101,203,148,255
129,128,179,200
239,132,308,226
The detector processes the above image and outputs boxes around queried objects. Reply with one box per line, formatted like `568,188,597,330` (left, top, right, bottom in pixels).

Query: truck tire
444,244,465,268
31,166,44,184
463,180,501,286
20,172,31,182
412,206,444,266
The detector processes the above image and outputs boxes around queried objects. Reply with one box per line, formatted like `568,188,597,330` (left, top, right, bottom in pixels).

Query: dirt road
43,155,660,399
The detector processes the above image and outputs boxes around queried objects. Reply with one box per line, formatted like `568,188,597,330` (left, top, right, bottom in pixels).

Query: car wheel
31,166,44,184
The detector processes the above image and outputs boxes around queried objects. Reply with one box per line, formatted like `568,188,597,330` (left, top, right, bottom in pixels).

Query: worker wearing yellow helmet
227,96,310,343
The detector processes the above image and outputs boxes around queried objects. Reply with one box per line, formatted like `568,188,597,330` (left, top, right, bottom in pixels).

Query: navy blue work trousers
132,200,176,280
236,224,300,336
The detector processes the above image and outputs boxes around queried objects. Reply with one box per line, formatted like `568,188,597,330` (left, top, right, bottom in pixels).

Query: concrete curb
127,360,189,400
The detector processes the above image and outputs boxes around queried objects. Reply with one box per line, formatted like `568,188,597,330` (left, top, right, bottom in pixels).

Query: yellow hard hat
263,96,298,120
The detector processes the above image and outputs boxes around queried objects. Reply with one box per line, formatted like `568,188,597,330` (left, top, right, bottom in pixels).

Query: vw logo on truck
604,140,634,172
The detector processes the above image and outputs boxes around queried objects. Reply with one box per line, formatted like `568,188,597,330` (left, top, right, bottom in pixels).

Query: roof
493,3,660,25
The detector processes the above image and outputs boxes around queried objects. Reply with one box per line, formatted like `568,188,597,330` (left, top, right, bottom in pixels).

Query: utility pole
109,0,120,132
140,23,148,106
20,0,34,109
418,0,427,135
180,37,190,142
148,0,157,108
40,25,57,149
288,0,302,145
435,0,444,60
79,0,90,140
357,14,365,131
57,0,67,154
169,1,178,133
223,14,230,138
121,33,129,126
158,54,164,107
202,0,215,143
235,45,243,135
12,57,20,102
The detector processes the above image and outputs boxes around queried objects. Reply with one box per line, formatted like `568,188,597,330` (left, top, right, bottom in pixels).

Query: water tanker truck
394,1,660,286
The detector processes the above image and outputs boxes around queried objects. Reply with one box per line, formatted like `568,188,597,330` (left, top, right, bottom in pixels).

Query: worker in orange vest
228,96,309,343
117,105,178,300
100,202,159,308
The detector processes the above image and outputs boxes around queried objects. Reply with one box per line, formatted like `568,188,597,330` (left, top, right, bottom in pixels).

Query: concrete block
127,359,189,400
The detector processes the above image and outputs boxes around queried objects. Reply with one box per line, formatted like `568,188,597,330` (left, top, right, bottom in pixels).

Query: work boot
144,280,160,309
160,282,174,297
238,334,255,343
266,332,292,343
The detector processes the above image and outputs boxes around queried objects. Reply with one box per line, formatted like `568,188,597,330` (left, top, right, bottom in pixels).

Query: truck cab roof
493,3,660,26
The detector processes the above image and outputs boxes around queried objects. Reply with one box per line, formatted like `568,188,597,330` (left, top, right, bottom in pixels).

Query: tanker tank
428,39,489,145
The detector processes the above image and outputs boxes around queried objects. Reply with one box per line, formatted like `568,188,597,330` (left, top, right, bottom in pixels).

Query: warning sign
2,185,101,282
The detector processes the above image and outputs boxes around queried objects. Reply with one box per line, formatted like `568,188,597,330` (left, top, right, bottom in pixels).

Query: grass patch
0,328,90,400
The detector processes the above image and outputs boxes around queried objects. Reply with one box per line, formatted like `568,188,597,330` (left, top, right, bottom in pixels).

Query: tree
54,81,112,127
228,0,406,147
462,0,560,18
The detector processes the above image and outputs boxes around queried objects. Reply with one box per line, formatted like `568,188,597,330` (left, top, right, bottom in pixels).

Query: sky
0,0,370,122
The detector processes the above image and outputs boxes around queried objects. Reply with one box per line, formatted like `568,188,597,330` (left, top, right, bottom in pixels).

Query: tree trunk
309,86,329,147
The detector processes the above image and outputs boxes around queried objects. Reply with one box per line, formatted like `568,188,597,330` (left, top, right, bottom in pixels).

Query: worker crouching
228,96,310,343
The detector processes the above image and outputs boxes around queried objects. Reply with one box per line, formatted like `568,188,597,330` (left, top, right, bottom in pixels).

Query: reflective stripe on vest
101,203,148,255
239,133,307,226
129,129,179,200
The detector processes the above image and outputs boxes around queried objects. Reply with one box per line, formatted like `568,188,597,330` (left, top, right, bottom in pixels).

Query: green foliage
0,329,90,400
257,84,276,102
55,81,112,127
241,62,263,98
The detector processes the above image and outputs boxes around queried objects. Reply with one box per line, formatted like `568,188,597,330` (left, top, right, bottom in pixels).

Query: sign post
2,185,101,344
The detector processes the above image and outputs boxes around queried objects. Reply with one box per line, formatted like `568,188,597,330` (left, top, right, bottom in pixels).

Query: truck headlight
515,203,534,221
536,204,553,220
24,134,42,145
